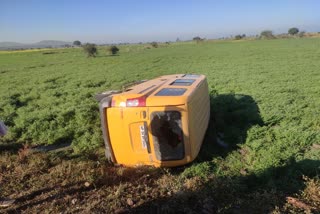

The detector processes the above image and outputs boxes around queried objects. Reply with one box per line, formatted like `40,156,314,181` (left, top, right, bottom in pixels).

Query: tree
193,36,205,43
150,42,158,48
235,35,242,40
108,45,119,55
73,40,81,46
193,36,201,41
288,27,299,35
235,34,246,40
83,43,97,57
260,30,275,39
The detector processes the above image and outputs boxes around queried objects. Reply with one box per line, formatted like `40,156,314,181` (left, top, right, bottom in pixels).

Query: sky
1,0,320,43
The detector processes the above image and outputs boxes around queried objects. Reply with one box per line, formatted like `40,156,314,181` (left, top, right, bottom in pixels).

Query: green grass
0,38,319,212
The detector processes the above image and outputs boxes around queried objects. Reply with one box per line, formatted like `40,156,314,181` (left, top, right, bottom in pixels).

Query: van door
107,107,152,165
148,106,188,162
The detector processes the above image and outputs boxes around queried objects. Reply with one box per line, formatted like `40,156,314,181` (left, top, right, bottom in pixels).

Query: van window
150,111,184,161
155,88,186,96
170,79,195,86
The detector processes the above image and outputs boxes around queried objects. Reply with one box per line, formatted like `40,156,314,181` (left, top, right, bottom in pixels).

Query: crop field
0,38,320,213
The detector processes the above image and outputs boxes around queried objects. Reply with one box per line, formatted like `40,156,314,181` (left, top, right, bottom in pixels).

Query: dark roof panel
155,88,187,96
170,79,195,86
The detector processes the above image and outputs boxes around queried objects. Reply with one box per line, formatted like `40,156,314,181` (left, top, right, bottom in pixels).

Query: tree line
74,41,162,57
74,27,306,57
72,41,120,58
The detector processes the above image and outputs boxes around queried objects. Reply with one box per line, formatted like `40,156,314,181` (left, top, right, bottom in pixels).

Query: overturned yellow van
97,74,210,167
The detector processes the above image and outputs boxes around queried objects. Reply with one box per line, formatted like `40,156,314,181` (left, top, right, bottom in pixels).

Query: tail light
126,96,146,107
111,96,146,107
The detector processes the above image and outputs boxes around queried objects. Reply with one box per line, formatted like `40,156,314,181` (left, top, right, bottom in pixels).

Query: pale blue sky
1,0,319,43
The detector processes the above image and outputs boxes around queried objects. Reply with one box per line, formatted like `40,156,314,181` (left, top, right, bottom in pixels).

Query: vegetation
192,36,201,41
150,41,158,48
108,45,119,55
235,35,242,40
288,27,299,35
193,36,205,43
235,34,246,40
83,43,98,57
0,38,319,212
298,31,306,38
260,30,275,39
73,40,81,46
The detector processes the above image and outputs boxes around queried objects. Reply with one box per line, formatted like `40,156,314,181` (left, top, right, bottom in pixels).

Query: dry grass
0,151,167,213
0,48,59,54
0,151,319,213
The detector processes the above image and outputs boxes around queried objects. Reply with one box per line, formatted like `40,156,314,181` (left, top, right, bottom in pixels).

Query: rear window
155,88,186,96
170,79,195,86
150,111,184,161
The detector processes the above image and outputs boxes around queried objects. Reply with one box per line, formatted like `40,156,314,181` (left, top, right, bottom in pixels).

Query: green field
0,38,319,213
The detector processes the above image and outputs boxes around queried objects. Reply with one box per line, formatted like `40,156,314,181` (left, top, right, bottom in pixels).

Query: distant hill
0,40,73,50
35,40,73,47
0,42,26,48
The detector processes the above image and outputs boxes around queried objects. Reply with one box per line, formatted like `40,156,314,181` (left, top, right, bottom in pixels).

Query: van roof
111,74,206,107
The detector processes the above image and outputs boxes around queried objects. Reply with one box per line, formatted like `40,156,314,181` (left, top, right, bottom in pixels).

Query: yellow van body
98,74,210,167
